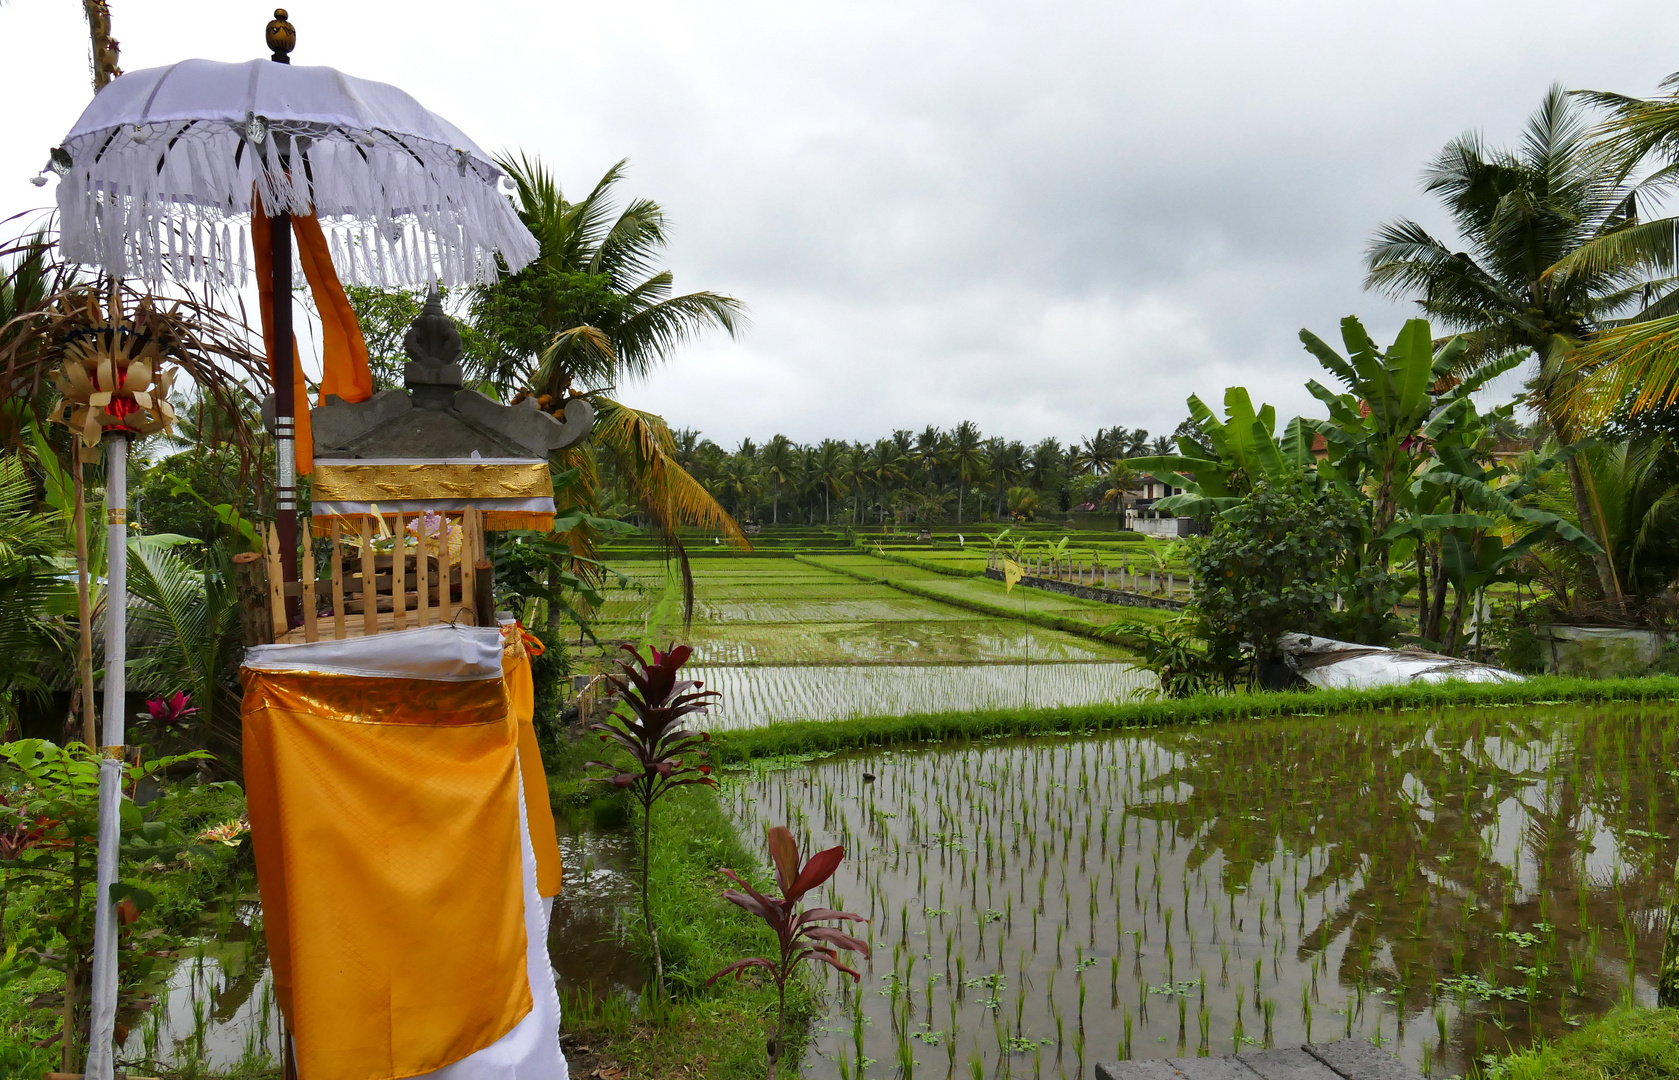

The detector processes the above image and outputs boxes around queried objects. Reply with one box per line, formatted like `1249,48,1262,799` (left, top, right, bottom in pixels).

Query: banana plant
1383,398,1599,650
1128,387,1316,518
1298,316,1525,557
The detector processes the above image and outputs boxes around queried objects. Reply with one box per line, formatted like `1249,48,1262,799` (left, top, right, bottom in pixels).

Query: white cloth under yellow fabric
242,624,565,1080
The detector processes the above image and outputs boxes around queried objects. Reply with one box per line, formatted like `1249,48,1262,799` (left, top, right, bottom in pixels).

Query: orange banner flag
252,208,375,476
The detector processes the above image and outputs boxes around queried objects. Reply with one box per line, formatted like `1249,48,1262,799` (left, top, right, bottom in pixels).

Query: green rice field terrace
592,539,1167,727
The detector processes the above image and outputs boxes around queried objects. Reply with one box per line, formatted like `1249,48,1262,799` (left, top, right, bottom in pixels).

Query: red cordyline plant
585,642,717,987
709,826,870,1080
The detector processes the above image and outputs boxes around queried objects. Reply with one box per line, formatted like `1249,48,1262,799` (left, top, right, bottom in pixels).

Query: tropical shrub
1188,475,1400,683
586,643,718,987
709,826,868,1080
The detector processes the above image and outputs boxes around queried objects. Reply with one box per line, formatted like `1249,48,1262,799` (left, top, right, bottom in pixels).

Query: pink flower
145,691,198,726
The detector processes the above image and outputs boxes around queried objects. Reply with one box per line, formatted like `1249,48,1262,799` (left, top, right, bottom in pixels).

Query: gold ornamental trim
311,462,553,503
107,507,128,525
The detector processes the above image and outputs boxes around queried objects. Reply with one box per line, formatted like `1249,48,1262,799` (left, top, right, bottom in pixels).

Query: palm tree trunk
1565,456,1621,611
957,478,964,525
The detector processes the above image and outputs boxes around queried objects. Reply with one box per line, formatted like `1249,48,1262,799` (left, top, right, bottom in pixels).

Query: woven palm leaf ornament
46,288,178,447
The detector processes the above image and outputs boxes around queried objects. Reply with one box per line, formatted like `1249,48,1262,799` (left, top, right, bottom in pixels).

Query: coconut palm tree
1556,74,1679,432
987,439,1027,520
480,155,745,396
947,420,986,525
866,439,909,524
842,442,870,524
475,156,749,615
760,434,796,525
809,439,847,524
913,425,946,483
1363,85,1672,606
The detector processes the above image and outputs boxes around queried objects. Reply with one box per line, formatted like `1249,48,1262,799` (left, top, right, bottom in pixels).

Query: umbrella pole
84,431,128,1080
272,211,301,616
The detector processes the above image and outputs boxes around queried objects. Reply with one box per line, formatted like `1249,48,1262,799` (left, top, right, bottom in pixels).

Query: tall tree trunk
1415,545,1429,640
1443,586,1469,656
957,478,964,525
1566,456,1621,611
1426,542,1449,644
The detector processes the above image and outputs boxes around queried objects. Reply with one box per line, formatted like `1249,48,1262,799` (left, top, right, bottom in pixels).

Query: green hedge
707,675,1679,764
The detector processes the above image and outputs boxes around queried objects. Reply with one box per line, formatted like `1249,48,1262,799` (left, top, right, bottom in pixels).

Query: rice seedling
721,700,1677,1077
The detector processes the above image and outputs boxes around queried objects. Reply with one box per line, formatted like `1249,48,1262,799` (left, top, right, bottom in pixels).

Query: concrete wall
984,568,1188,611
1535,625,1673,678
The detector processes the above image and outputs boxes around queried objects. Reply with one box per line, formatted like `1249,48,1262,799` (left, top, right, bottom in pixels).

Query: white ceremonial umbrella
46,12,538,1078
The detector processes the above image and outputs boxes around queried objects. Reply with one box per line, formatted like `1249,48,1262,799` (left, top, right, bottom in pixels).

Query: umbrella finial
267,8,296,64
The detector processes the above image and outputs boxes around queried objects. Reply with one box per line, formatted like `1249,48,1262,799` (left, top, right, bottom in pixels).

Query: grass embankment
798,552,1171,649
1487,1006,1679,1079
544,739,813,1079
704,674,1679,763
854,545,985,578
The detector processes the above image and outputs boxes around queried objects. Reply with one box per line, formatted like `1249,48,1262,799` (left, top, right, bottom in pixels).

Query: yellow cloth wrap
241,669,532,1080
311,461,555,503
311,510,555,536
501,627,562,898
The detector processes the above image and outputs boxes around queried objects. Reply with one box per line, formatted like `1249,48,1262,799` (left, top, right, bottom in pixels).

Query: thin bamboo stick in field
359,517,377,636
393,513,409,632
301,525,318,642
330,520,345,640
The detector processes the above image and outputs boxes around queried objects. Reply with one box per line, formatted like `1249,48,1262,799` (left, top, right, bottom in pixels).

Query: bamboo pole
330,520,345,640
301,526,318,642
392,513,408,632
416,513,431,627
84,433,127,1077
358,517,376,636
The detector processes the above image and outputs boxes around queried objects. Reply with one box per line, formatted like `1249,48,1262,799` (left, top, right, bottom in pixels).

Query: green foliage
1134,622,1243,698
1129,387,1314,519
1483,1005,1679,1080
0,451,70,723
1187,475,1399,667
0,740,214,1060
124,537,244,761
342,284,427,390
135,448,261,547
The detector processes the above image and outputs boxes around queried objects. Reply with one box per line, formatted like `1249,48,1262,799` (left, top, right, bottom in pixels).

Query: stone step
1095,1040,1414,1080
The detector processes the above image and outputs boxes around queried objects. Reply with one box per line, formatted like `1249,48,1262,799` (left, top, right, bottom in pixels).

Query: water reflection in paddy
725,703,1678,1078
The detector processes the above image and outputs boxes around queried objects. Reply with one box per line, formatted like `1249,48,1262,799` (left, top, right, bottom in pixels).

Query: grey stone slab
1096,1062,1187,1080
1304,1039,1415,1080
1163,1056,1261,1080
1239,1046,1344,1080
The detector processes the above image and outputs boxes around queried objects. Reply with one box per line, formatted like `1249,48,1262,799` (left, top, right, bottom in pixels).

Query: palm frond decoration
591,397,750,622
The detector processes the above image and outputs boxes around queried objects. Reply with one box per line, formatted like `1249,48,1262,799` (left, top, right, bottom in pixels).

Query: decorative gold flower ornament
46,289,178,447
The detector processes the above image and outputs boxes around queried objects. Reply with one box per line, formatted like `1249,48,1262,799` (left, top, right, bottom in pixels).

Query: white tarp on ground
1279,633,1524,689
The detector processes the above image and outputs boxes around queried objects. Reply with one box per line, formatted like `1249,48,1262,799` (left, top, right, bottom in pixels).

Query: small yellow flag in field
1002,558,1023,592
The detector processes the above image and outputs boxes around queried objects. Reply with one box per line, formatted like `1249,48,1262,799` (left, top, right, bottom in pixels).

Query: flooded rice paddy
689,663,1155,729
591,556,1155,719
726,702,1678,1078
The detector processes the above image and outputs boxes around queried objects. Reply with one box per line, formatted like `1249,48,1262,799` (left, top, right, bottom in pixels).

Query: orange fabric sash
241,669,531,1080
253,207,375,476
503,629,563,898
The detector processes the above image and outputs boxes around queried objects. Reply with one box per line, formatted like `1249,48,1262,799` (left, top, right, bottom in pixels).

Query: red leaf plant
709,826,870,1079
584,642,718,988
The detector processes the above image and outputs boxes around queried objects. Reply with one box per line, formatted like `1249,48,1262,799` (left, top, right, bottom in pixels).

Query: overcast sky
4,1,1678,450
